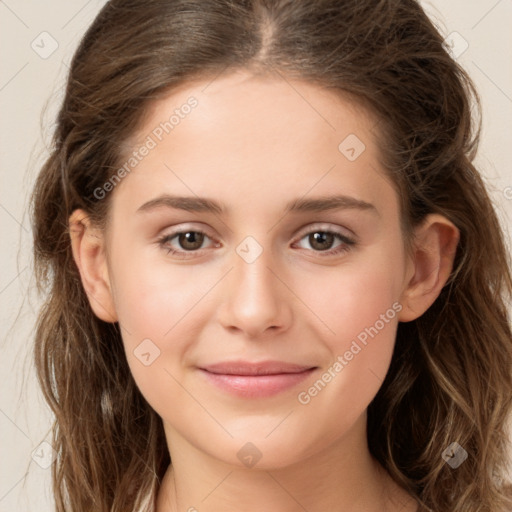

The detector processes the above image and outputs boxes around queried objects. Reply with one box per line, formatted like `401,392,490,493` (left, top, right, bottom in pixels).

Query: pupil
180,232,203,250
311,232,333,250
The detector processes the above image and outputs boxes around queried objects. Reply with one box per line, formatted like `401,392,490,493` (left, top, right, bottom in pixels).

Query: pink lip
199,360,317,398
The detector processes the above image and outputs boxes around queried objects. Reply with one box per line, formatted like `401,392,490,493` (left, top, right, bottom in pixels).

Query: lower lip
199,368,316,398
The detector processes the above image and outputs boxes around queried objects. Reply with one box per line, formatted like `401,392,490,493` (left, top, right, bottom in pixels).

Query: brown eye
308,232,336,251
294,227,356,257
158,229,215,257
176,231,205,251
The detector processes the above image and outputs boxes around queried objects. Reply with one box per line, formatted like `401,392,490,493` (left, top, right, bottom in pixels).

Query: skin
69,70,459,511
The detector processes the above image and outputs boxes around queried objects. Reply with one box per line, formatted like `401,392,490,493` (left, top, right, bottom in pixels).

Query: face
102,70,413,468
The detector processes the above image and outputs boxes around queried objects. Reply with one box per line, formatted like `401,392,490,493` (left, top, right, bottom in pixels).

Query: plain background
1,1,511,510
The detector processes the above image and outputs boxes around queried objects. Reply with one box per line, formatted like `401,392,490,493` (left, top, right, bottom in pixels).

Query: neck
156,414,417,512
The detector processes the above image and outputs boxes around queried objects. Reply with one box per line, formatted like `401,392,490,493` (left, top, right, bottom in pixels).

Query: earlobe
69,209,118,323
398,214,460,322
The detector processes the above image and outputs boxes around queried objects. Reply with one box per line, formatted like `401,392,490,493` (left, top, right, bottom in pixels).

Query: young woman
31,0,512,511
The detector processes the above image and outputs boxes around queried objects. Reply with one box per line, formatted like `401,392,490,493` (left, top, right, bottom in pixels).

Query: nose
217,245,293,339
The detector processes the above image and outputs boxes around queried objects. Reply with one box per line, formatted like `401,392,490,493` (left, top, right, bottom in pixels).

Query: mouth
198,360,318,398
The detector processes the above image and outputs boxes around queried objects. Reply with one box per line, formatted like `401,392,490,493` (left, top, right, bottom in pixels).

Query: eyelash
156,226,356,259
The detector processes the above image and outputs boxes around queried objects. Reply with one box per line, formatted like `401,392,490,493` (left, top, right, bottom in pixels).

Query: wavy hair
30,0,512,510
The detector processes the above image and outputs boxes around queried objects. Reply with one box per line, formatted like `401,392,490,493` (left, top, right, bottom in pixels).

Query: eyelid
159,222,355,243
156,221,358,260
159,223,217,240
293,222,356,242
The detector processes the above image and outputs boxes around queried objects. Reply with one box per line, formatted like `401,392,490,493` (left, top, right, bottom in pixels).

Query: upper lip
200,360,316,376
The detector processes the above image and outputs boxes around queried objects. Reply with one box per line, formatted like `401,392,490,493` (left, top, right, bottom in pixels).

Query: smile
198,360,318,398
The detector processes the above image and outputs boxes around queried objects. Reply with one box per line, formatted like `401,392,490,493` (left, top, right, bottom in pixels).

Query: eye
293,226,356,256
157,225,356,259
157,229,218,258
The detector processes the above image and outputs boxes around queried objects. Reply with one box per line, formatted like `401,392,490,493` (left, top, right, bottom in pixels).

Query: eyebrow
136,194,378,216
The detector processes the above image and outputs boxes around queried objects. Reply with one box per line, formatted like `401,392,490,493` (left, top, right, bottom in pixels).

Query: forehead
110,70,396,222
129,69,379,156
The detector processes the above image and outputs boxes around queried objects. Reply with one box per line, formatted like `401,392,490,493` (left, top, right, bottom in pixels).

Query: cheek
109,261,200,417
305,245,404,348
109,247,208,342
312,268,400,392
294,241,404,412
107,247,221,404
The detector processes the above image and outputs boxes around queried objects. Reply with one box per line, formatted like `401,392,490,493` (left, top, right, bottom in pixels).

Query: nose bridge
217,234,291,336
233,235,281,308
235,243,276,295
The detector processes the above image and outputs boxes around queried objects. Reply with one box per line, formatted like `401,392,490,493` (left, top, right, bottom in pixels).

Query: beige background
1,1,511,510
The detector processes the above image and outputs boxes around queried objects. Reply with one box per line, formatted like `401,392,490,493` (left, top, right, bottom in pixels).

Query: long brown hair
30,0,512,510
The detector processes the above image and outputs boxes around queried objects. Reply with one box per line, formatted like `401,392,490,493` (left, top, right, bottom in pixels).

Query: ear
398,213,460,322
69,209,118,323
